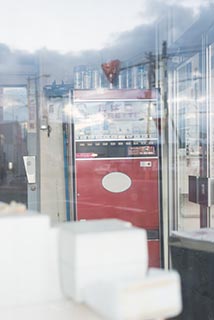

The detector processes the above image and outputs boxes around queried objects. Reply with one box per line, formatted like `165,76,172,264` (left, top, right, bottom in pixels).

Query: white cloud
0,0,144,53
138,0,213,24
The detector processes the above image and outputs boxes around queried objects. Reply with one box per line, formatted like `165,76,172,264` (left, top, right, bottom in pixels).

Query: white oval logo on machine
102,172,132,193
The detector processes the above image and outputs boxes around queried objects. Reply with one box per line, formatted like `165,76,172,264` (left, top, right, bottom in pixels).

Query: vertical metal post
159,41,169,268
63,122,71,221
26,77,40,212
200,34,209,228
68,90,77,221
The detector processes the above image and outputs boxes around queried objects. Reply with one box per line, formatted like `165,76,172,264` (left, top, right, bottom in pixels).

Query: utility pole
26,74,50,212
147,52,156,89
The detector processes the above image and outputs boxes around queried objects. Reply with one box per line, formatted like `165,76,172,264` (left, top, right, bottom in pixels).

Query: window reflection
0,87,27,205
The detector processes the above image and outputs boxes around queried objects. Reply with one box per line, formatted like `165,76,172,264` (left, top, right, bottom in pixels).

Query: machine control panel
76,140,158,158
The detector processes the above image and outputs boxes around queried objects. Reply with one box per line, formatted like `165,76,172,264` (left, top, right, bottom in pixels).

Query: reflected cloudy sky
2,88,27,121
0,0,211,53
0,0,212,85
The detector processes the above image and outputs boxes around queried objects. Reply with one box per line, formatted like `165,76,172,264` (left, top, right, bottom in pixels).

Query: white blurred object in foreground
84,268,182,320
0,203,62,306
0,203,182,319
58,219,148,302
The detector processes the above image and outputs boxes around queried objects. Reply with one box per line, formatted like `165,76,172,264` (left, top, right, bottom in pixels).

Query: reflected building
74,64,149,89
119,65,149,89
73,65,102,89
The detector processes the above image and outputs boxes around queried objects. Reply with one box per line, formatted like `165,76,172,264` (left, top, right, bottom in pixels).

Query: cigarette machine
72,89,161,266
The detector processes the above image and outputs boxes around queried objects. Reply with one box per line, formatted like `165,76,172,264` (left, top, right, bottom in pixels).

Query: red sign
74,88,159,100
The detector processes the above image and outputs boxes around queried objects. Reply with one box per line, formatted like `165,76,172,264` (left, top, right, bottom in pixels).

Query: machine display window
74,101,158,141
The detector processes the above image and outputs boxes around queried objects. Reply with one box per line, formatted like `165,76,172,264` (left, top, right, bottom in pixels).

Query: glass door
171,53,202,231
169,32,214,232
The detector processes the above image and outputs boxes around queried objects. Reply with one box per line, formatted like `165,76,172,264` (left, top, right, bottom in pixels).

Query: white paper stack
84,268,182,320
0,213,63,306
58,219,148,302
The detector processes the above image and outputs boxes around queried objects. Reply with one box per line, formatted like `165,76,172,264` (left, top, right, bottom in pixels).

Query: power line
119,43,203,72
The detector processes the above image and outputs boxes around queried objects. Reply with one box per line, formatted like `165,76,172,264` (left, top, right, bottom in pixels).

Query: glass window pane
0,87,28,205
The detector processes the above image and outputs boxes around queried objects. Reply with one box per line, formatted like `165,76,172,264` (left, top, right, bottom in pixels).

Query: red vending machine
73,89,160,267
